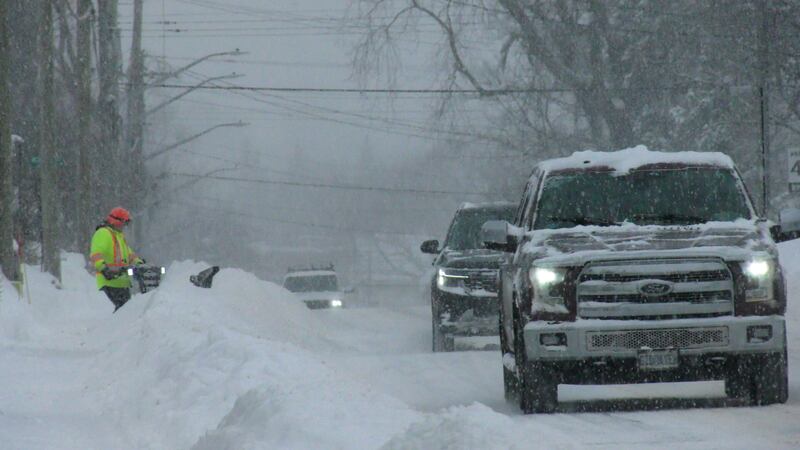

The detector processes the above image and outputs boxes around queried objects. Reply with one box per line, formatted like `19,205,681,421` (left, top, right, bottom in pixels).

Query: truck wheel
519,362,558,414
499,312,518,401
724,363,752,401
514,310,557,413
431,298,454,353
752,349,788,405
726,347,788,405
432,321,454,352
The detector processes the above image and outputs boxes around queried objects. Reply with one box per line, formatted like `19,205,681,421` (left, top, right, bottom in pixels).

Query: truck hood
439,248,508,269
525,222,775,265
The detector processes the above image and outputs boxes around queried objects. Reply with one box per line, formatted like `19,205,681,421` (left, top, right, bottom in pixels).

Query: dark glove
101,266,122,280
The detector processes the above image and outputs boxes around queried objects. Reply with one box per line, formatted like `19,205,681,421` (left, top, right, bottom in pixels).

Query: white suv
282,267,345,309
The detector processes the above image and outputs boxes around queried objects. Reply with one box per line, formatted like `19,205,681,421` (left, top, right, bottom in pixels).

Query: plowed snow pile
0,243,799,449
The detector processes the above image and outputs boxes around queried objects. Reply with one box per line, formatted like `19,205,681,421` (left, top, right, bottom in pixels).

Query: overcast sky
117,0,503,280
119,0,461,171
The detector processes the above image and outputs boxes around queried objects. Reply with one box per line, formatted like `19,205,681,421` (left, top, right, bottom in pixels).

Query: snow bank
2,244,799,449
381,403,516,450
0,253,106,342
0,268,42,341
56,259,418,449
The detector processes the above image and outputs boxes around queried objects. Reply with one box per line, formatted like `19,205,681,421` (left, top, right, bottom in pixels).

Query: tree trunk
76,0,93,256
39,0,61,281
0,0,18,281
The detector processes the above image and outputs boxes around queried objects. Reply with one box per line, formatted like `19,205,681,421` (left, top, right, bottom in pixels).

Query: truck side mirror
481,220,518,252
772,208,800,243
420,239,440,254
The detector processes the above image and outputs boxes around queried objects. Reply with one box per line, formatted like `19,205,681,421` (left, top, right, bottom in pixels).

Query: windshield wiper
629,213,708,225
546,216,621,227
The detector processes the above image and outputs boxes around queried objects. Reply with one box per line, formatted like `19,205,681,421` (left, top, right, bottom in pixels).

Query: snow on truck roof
460,201,515,210
538,145,736,176
283,270,337,279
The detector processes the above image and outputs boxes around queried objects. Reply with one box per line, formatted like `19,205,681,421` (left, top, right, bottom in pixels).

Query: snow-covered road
1,242,799,449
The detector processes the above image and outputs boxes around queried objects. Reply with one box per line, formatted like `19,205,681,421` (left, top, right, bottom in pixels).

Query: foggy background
124,0,513,302
3,0,800,301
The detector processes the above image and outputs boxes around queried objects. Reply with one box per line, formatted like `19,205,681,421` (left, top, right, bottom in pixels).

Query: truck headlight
529,266,567,313
437,268,468,290
330,299,343,308
742,259,773,302
744,260,769,278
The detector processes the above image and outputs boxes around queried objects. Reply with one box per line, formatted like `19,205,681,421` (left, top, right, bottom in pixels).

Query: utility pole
39,0,60,281
758,0,772,217
76,0,93,253
0,0,17,281
126,0,145,242
98,0,122,211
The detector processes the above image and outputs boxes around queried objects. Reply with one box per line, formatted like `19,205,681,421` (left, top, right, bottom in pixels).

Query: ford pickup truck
483,146,799,413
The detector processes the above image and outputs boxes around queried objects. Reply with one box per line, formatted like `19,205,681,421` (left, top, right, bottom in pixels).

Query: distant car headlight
330,299,343,308
742,259,773,302
436,268,469,290
529,266,567,313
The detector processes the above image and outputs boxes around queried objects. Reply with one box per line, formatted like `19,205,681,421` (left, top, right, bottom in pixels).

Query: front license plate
638,349,679,370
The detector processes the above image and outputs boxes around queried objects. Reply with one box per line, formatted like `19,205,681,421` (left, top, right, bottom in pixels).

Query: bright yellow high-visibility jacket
89,225,143,289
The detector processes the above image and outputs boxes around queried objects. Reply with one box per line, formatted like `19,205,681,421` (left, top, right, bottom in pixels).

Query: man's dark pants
101,287,131,312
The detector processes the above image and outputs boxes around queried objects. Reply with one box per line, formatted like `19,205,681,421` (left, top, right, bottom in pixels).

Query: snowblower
126,263,166,294
190,266,219,288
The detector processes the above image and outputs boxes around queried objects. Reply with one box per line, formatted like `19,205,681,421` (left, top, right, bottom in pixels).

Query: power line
143,81,750,95
147,199,429,246
172,70,497,144
167,172,496,196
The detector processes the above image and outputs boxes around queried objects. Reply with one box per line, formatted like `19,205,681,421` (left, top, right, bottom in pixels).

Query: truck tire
724,363,751,400
726,347,788,405
432,320,454,352
519,362,558,414
514,309,557,413
752,348,788,405
499,312,518,401
431,297,453,352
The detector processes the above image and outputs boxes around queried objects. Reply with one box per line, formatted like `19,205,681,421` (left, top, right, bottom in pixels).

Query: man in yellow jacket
90,207,143,312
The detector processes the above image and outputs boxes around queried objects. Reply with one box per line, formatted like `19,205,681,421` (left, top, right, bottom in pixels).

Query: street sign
789,147,800,193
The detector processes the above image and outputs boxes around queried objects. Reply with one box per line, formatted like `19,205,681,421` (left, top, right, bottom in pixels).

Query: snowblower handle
101,266,123,280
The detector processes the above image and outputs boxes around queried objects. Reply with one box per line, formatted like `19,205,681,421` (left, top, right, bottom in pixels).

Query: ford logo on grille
639,281,673,296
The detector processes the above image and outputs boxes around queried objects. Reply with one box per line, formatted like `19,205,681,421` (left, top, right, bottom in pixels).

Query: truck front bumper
523,316,785,383
435,289,499,336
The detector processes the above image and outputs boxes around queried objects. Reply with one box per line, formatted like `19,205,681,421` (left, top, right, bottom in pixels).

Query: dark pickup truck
422,202,515,352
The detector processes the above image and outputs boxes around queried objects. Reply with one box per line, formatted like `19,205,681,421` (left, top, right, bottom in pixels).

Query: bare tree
40,0,61,281
76,0,94,253
0,0,17,281
353,1,777,156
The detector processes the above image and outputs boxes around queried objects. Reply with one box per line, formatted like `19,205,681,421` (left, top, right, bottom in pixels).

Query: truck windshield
534,168,752,229
284,275,338,292
446,206,516,250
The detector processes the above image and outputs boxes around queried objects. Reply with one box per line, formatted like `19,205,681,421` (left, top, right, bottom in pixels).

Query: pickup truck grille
586,326,729,351
576,258,734,320
579,270,729,283
463,270,499,294
580,291,732,303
